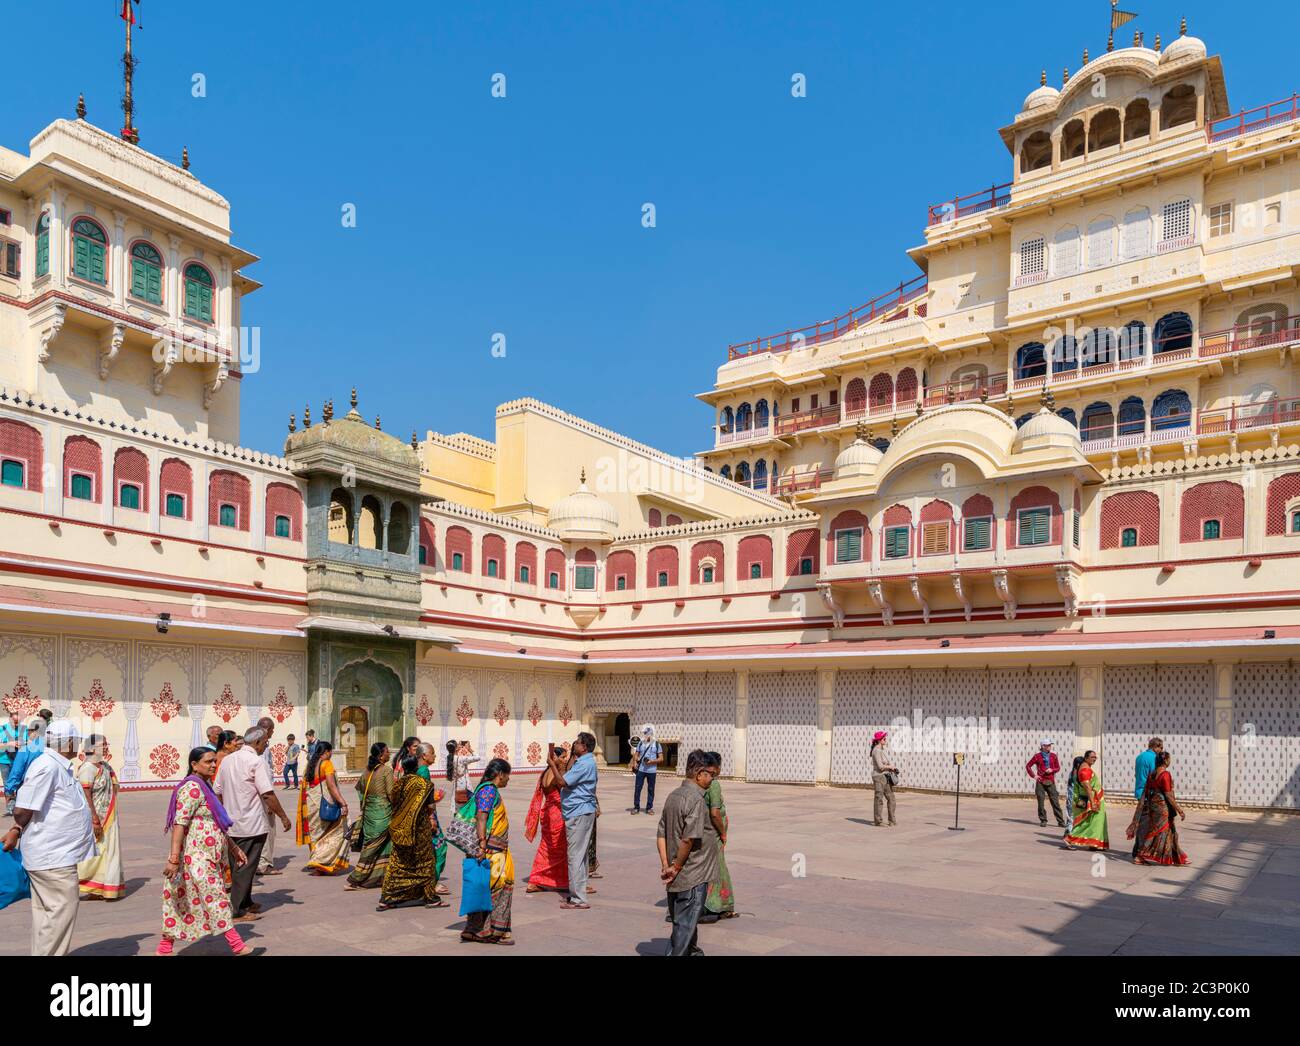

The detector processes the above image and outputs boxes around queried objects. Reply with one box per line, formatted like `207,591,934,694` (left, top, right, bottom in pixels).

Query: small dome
1161,34,1206,63
834,433,884,480
1013,407,1081,451
1022,84,1060,112
548,471,619,543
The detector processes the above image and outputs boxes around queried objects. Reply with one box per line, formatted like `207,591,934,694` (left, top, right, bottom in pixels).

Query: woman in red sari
1129,750,1189,866
523,756,568,893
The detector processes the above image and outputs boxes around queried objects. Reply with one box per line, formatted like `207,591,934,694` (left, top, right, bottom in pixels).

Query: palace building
1,24,1298,808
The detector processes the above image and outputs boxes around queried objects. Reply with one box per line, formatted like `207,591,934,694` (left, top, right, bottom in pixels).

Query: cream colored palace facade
1,26,1298,808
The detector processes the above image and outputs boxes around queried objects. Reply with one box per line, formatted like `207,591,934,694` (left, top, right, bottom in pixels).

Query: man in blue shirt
547,732,598,910
1131,737,1163,856
4,715,50,815
632,724,662,816
1,709,28,815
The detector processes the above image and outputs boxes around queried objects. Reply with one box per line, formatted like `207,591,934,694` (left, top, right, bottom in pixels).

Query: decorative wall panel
1231,662,1299,809
747,671,816,783
1103,664,1213,800
681,673,735,776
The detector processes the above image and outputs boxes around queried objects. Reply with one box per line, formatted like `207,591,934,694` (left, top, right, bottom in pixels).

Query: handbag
884,770,899,787
459,856,492,916
319,783,342,823
444,784,494,855
0,845,29,911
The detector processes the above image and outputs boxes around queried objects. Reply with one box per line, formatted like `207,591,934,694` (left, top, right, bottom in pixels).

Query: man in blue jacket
4,712,52,816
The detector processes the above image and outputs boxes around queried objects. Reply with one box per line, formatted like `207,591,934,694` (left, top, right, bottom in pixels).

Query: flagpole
122,3,137,144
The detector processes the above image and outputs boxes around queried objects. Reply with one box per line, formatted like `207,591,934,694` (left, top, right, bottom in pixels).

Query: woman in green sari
377,753,446,911
701,751,735,922
345,743,395,890
1064,750,1110,851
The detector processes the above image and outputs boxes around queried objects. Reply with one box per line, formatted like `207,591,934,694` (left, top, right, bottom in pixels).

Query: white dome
547,473,619,543
1013,407,1081,451
1161,34,1206,63
1022,84,1060,112
834,434,884,480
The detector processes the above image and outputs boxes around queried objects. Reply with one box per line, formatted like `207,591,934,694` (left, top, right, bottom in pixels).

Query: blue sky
3,2,1292,459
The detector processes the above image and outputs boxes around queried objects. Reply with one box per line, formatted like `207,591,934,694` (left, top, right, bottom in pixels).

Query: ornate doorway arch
331,658,404,766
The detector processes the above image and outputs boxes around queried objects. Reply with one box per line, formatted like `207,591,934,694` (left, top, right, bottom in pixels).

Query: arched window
720,406,734,433
183,263,214,322
1089,108,1121,150
1020,130,1052,174
1087,217,1115,269
1062,119,1086,159
1081,327,1114,368
266,482,303,541
1121,207,1151,259
1081,401,1114,441
1121,527,1138,547
1160,199,1193,247
446,525,472,571
1117,396,1146,436
1052,335,1077,373
0,419,43,492
70,218,108,284
419,519,437,568
1057,407,1077,428
1016,342,1046,379
358,494,383,549
516,541,537,584
845,378,867,416
1124,98,1152,141
1018,237,1046,281
1236,302,1290,335
719,465,731,480
753,459,768,491
868,373,894,411
1153,312,1193,354
736,403,753,432
160,458,191,519
64,435,102,503
35,212,50,277
754,400,769,428
735,461,751,485
387,502,411,555
113,447,148,510
895,368,918,405
1151,389,1192,431
1053,226,1080,276
1161,84,1197,130
208,470,250,532
328,488,354,544
1118,320,1147,360
129,241,163,304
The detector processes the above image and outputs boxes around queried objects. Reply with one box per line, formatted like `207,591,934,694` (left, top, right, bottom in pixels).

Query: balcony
773,467,834,497
927,181,1013,227
1199,397,1300,435
716,421,777,447
1199,317,1300,358
1080,398,1300,454
726,276,927,361
774,403,842,437
922,372,1009,407
1207,93,1300,144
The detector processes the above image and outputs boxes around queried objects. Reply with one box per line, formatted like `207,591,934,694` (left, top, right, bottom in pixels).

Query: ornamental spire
288,413,296,434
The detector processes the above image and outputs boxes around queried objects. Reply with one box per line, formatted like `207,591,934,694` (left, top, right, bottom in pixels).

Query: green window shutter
131,259,147,299
119,484,140,510
487,560,498,578
518,564,528,582
885,526,908,558
70,474,93,500
575,565,595,589
749,562,762,579
275,515,291,538
73,235,89,278
836,528,862,563
147,263,162,303
199,283,213,321
549,572,559,589
964,516,991,551
657,571,669,587
1,460,24,488
184,278,198,316
219,504,237,527
800,557,814,575
165,493,185,518
1019,508,1049,546
1121,528,1137,547
1293,511,1300,534
452,552,463,571
89,242,106,284
36,232,49,277
616,575,626,590
418,545,428,565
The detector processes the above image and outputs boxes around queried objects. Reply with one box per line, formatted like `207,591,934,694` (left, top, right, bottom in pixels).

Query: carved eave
951,572,972,622
991,569,1018,621
867,578,895,627
817,582,845,630
203,360,229,411
36,302,67,364
152,337,178,396
909,576,931,625
98,322,125,380
1055,564,1081,618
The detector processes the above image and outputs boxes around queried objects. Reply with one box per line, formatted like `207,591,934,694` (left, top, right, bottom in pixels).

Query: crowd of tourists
2,706,1198,957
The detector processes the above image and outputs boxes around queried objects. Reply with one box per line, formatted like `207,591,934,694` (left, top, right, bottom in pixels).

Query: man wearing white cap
631,724,662,815
1025,739,1065,829
1,719,96,955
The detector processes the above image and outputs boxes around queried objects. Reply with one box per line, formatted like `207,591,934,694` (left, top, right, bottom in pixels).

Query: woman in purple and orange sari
524,756,568,893
1129,750,1189,866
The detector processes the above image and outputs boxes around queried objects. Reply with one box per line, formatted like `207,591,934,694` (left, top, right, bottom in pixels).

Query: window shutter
89,242,106,283
131,260,148,299
1053,228,1079,275
836,528,861,563
922,522,949,555
1019,508,1050,546
199,283,213,321
1073,511,1081,547
36,232,49,276
1121,209,1150,259
1020,237,1045,277
1162,199,1192,242
885,526,908,558
964,516,991,551
73,235,89,278
1087,219,1114,268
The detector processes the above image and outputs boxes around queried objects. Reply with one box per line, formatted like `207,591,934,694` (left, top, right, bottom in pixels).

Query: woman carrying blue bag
450,758,514,945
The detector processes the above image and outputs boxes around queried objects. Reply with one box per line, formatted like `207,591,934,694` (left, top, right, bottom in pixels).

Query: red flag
121,1,135,25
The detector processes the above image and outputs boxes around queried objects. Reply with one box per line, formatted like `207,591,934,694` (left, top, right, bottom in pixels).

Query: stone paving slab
1,779,1297,956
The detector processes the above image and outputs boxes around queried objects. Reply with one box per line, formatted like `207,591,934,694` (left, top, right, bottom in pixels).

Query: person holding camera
870,731,899,827
631,724,662,815
546,732,598,910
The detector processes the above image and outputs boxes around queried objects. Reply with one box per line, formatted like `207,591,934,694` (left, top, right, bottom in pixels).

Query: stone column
120,697,142,781
167,235,182,325
1210,662,1233,804
111,212,127,308
48,188,68,289
1077,663,1102,764
815,667,835,784
733,669,748,780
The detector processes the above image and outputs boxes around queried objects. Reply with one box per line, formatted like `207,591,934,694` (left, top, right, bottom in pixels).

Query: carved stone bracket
867,578,894,627
152,337,178,395
203,360,229,410
908,576,931,625
992,569,1017,621
1055,564,1080,618
38,303,67,363
951,572,972,622
98,322,125,379
817,582,845,629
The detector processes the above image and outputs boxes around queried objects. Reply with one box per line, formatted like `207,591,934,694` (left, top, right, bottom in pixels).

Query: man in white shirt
214,726,291,921
1,719,96,955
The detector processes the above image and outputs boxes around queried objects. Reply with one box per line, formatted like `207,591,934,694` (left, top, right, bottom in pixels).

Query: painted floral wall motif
267,687,293,723
456,696,473,727
559,701,573,726
151,683,181,723
492,741,509,761
212,684,242,723
493,696,510,727
3,676,41,719
80,678,115,721
414,695,435,726
527,698,543,727
270,744,287,775
149,744,180,779
527,741,542,765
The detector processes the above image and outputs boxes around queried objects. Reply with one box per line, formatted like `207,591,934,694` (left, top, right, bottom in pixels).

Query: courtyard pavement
2,777,1297,956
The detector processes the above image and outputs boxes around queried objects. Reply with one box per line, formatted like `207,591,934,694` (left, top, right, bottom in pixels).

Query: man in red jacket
1026,740,1066,828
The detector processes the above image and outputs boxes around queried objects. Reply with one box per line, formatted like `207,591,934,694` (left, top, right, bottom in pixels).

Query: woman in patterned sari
1064,750,1109,851
344,743,395,890
461,758,514,944
701,751,735,921
378,753,447,910
76,734,124,901
1129,750,1190,866
296,740,351,875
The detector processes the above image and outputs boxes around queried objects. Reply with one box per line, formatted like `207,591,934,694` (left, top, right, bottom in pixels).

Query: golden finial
580,467,587,485
1180,16,1187,36
1063,67,1070,86
855,420,867,441
1005,395,1015,418
76,94,86,120
1040,69,1047,86
980,386,990,404
374,414,381,431
350,387,358,410
1107,32,1114,53
1082,48,1089,66
303,404,311,426
915,401,924,417
1154,33,1162,51
1134,31,1142,48
411,430,419,451
1047,388,1057,413
182,147,190,171
288,413,296,434
322,400,333,423
947,385,957,405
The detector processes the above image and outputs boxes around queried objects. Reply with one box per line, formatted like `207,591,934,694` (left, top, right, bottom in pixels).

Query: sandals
560,901,591,910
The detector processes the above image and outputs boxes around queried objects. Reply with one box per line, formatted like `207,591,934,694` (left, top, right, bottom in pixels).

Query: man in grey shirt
656,749,719,956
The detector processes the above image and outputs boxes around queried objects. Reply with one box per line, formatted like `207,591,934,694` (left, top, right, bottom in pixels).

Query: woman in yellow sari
377,753,447,910
461,758,514,945
296,740,351,875
76,734,124,900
